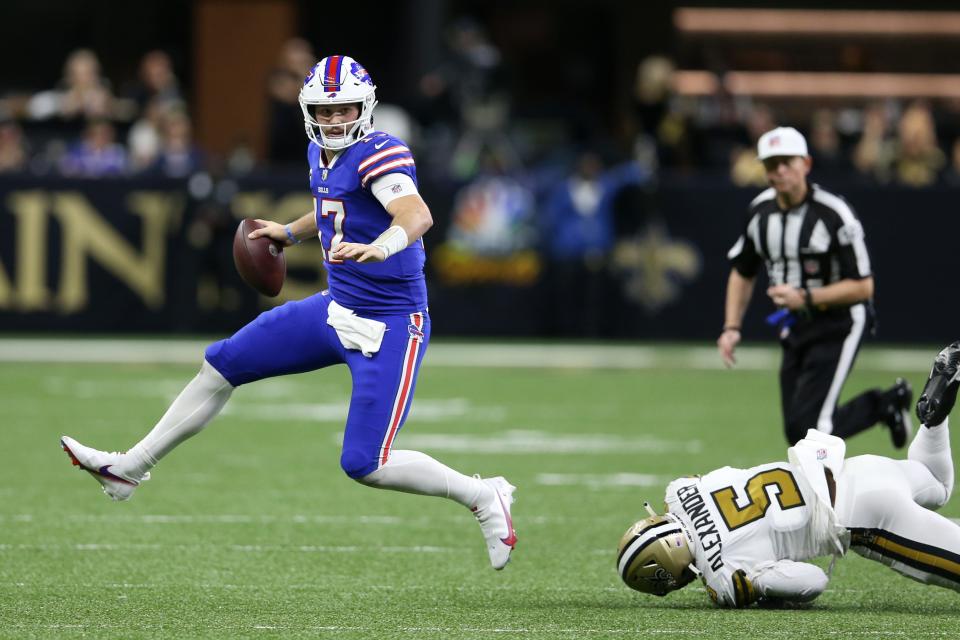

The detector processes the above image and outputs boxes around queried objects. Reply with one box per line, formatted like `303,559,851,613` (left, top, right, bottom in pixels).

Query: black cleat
916,342,960,427
881,378,913,448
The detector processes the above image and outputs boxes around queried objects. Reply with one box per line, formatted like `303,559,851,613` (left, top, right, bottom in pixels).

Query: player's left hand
767,284,805,311
330,242,386,263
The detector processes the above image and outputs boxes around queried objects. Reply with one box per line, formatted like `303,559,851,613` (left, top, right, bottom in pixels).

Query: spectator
632,55,699,171
126,50,182,113
266,38,316,166
127,99,167,172
150,108,203,177
419,18,504,129
59,119,127,177
540,150,616,336
729,104,775,187
27,49,125,123
808,109,851,179
0,121,28,174
853,102,896,183
418,19,515,179
893,101,945,188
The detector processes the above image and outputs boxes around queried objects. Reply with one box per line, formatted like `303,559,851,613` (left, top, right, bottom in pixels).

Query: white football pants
834,420,960,592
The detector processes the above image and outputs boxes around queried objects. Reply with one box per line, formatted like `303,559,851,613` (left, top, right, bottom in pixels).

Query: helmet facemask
617,504,697,597
299,55,377,150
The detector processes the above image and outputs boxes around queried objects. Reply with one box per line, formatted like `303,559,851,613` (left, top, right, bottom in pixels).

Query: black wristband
804,288,814,308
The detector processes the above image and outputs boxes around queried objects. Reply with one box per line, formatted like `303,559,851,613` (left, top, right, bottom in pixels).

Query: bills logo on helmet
351,62,373,85
304,64,317,86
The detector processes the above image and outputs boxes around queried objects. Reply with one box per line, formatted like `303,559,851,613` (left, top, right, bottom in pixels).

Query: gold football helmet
617,503,697,596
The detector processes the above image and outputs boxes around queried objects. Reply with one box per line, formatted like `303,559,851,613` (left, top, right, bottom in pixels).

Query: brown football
233,218,286,297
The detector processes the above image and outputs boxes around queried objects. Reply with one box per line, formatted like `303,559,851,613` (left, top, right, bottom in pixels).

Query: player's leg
916,341,960,429
782,339,857,444
778,344,804,444
340,312,517,569
61,293,344,500
792,328,911,447
905,343,960,506
836,454,960,593
905,419,954,507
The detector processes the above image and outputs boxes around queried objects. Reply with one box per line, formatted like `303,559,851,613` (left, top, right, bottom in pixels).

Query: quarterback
619,342,960,606
59,55,517,570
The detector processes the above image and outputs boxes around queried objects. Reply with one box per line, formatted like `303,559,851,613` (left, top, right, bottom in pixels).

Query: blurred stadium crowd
1,6,958,340
0,49,202,178
2,20,960,187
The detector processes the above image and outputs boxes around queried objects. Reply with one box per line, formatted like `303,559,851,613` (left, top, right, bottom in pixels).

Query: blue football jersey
307,132,427,316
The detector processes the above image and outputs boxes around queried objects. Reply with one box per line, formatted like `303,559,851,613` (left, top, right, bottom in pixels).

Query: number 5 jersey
664,458,848,607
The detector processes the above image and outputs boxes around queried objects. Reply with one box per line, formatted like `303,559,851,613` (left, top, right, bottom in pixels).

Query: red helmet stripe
324,55,342,90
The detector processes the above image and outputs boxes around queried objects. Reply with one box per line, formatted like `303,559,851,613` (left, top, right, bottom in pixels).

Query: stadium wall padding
0,175,952,343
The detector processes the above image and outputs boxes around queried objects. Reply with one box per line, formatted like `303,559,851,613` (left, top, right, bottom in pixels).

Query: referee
717,126,912,447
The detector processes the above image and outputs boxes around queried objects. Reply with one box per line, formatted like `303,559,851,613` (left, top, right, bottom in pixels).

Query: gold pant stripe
851,527,960,585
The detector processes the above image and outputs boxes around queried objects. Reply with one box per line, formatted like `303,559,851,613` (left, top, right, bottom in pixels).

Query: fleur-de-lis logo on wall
612,222,701,313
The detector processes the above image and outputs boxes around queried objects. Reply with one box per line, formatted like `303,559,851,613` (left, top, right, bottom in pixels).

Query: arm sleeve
370,173,419,208
751,560,829,603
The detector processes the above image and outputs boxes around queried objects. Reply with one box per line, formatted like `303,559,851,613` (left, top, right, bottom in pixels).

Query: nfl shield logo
804,259,819,275
321,169,328,181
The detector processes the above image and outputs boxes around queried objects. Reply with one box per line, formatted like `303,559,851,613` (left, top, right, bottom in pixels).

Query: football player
60,55,517,570
618,342,960,606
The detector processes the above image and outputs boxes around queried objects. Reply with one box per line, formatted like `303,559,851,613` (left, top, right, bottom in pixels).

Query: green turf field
1,341,957,639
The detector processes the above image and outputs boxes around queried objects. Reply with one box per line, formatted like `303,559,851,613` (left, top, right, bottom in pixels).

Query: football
233,218,286,297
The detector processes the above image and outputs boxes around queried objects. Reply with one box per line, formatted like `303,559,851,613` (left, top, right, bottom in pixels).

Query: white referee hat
757,127,809,160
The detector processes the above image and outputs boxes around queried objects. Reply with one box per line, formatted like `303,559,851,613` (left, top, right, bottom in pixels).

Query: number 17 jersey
307,132,427,316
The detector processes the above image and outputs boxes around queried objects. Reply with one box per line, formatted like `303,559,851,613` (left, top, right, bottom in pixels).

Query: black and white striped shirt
727,182,873,342
728,183,871,289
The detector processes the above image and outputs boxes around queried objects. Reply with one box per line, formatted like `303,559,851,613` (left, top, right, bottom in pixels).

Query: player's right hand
248,219,293,245
717,329,740,368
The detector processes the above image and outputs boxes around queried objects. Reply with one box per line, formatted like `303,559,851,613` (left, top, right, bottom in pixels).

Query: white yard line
535,473,669,488
0,542,455,553
337,430,702,454
0,513,675,525
0,338,939,372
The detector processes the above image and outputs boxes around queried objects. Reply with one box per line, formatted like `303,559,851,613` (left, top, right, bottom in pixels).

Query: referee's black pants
779,334,886,445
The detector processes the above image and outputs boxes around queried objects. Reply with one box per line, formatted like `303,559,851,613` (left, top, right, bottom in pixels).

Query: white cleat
60,436,148,502
472,476,517,570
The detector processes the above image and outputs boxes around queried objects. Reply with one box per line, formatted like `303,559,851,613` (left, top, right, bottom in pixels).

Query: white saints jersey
664,461,846,607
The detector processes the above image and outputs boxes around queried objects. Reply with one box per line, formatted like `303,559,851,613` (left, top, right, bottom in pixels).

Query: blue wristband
284,224,300,245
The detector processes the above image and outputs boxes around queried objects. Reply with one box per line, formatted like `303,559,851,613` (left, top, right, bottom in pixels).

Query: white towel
326,300,387,357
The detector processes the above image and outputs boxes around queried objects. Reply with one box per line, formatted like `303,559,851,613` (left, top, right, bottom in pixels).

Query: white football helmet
617,504,697,596
299,55,377,150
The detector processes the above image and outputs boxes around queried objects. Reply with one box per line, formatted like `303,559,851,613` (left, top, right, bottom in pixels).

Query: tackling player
59,55,517,571
618,342,960,606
